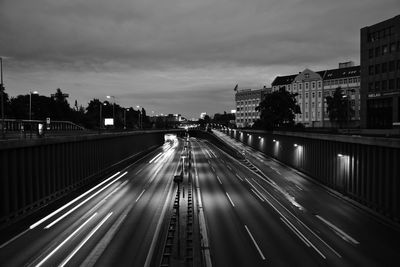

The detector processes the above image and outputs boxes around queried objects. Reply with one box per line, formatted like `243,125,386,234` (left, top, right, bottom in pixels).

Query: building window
382,62,387,73
375,64,380,74
305,92,308,98
305,73,310,78
312,92,315,98
299,94,302,99
389,79,395,90
369,65,374,75
390,42,396,53
382,45,388,55
375,81,380,91
381,80,387,91
375,46,380,56
305,82,309,89
369,48,374,58
299,84,302,90
368,82,374,91
305,112,308,119
389,61,395,72
312,82,315,89
318,81,322,88
318,91,321,98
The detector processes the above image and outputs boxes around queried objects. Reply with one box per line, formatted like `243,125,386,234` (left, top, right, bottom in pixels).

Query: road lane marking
249,178,341,258
244,225,266,260
280,216,326,259
0,228,30,249
226,165,232,171
225,192,235,207
135,189,146,202
211,166,215,172
316,215,360,245
251,189,264,202
235,173,243,181
216,175,222,185
30,172,120,229
59,212,113,267
280,217,310,247
45,172,127,229
35,213,97,267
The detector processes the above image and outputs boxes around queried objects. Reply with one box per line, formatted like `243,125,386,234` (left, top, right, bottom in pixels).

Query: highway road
1,131,400,266
0,135,183,267
194,130,400,266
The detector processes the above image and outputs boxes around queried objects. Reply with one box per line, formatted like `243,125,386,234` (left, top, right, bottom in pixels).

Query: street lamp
124,108,129,130
106,95,115,128
29,90,38,138
137,105,142,129
99,101,107,130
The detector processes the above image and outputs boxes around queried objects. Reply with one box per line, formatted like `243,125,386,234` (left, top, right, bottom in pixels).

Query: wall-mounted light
294,144,298,147
273,139,277,142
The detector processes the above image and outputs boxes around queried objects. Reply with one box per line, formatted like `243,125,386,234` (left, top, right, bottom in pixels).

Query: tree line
1,88,150,130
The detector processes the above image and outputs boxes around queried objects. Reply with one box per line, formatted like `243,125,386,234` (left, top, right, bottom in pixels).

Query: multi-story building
271,62,361,127
360,15,400,129
235,86,270,128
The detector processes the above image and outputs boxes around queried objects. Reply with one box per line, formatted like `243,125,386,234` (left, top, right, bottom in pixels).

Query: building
271,62,361,127
360,15,400,129
235,86,270,128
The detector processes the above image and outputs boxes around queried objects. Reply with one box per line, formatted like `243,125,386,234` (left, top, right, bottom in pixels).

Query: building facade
271,63,361,127
360,15,400,128
235,87,270,128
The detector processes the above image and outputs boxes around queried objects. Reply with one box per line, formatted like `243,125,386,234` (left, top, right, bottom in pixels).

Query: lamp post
0,57,4,139
106,95,115,128
137,105,142,129
29,90,38,138
99,101,106,131
124,108,129,130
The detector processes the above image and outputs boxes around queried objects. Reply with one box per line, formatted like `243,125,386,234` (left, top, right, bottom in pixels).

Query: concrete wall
0,131,165,225
223,129,400,222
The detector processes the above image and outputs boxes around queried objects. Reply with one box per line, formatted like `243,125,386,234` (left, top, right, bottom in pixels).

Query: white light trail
35,213,97,267
59,212,113,267
244,225,266,260
45,172,127,229
30,172,120,229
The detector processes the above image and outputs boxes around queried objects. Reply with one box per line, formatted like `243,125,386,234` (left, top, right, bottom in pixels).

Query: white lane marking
211,166,216,172
209,149,217,157
81,213,127,267
59,212,113,267
249,178,341,258
216,175,223,185
316,215,360,245
280,217,310,247
205,149,212,158
225,192,235,207
45,172,127,229
135,189,146,202
251,189,264,202
235,173,243,182
35,213,97,267
280,216,326,259
30,172,120,229
244,225,266,260
0,228,30,249
149,152,163,163
226,165,232,171
295,184,303,191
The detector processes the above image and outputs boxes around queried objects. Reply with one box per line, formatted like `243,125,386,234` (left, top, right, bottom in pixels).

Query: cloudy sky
0,0,398,119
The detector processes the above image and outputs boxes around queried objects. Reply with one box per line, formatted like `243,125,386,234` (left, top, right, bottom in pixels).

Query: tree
255,87,300,130
325,87,353,128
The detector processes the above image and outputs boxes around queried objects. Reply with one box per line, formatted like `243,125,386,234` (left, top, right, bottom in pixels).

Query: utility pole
0,57,5,139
